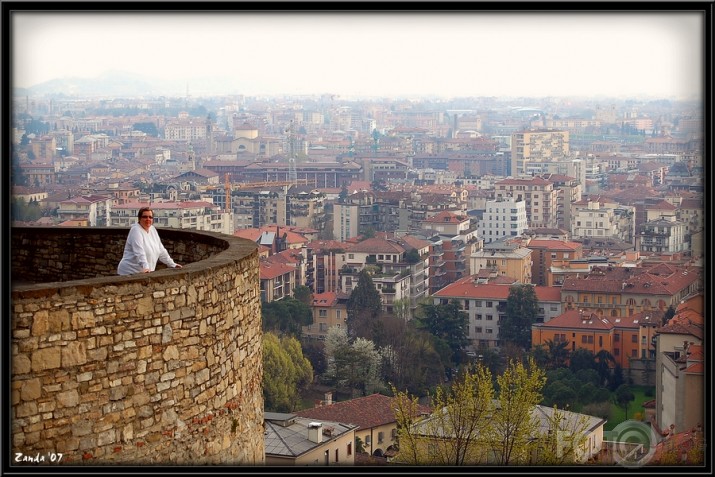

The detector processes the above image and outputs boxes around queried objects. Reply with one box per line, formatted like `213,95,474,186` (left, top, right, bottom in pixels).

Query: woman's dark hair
137,206,153,219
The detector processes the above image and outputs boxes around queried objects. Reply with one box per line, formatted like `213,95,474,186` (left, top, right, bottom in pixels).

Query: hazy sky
11,11,705,100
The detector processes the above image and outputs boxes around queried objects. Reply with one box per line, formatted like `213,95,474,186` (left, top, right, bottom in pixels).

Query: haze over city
12,11,704,100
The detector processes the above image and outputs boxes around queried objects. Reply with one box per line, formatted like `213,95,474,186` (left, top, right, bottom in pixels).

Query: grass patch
604,385,654,431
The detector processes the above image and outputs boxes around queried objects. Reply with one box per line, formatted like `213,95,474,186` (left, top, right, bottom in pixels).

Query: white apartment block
57,194,113,226
571,200,635,244
110,201,233,235
478,198,528,243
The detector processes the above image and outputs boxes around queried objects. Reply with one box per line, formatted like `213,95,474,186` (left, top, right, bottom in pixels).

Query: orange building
525,239,583,286
560,263,702,318
531,309,663,370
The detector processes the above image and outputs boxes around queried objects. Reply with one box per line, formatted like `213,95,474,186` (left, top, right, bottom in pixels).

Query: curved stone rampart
11,227,264,465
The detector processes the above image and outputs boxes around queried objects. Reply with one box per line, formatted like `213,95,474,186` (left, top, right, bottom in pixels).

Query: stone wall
10,227,264,466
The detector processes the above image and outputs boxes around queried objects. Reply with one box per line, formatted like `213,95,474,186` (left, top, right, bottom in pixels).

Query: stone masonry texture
11,227,264,466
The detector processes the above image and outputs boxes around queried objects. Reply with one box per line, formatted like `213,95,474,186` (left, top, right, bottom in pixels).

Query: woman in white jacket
117,207,183,275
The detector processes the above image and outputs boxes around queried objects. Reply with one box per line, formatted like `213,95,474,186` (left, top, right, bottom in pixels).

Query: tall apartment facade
510,129,569,177
494,176,559,229
478,197,528,244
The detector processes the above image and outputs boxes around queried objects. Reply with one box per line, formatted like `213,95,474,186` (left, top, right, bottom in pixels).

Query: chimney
308,422,323,443
324,392,333,406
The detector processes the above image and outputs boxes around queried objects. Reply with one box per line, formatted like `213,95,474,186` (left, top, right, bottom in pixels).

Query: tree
322,326,383,396
594,350,615,387
132,121,159,136
292,285,312,306
614,384,635,420
414,300,468,368
261,296,312,338
544,339,570,369
346,269,383,342
263,332,313,412
392,363,495,465
500,284,540,349
489,358,547,465
537,406,592,465
569,348,595,373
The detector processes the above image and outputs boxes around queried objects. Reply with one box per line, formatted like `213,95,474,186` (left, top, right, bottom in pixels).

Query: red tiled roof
295,393,406,430
535,310,613,331
434,277,561,302
259,260,295,280
562,264,700,296
526,239,582,251
349,237,406,254
312,292,338,307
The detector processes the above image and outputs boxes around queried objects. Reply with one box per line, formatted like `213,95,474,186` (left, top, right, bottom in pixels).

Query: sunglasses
140,215,154,219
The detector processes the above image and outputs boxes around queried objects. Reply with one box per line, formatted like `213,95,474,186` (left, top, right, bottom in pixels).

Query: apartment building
494,176,559,229
332,191,380,242
477,197,528,244
433,277,562,350
338,237,414,315
636,216,688,255
57,194,112,226
110,201,233,235
525,239,584,286
560,263,702,318
302,291,349,340
571,198,636,245
654,294,704,435
470,239,532,284
510,129,569,177
531,309,662,371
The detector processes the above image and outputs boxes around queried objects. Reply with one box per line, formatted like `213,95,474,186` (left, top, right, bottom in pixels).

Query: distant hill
13,70,252,98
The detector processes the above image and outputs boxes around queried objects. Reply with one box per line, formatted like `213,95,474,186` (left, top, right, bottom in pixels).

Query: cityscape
7,9,707,471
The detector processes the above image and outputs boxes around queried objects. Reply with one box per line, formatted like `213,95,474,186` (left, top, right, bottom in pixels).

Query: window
486,328,493,334
319,309,327,318
486,315,493,321
476,314,482,320
631,335,638,343
614,348,620,356
464,300,470,310
348,254,354,259
335,449,339,463
631,349,638,358
365,435,371,445
599,336,603,347
476,326,483,333
476,300,482,307
615,334,620,342
347,443,352,456
378,432,384,444
486,301,493,308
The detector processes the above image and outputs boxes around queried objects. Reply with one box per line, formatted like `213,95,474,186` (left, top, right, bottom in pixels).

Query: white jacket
117,223,177,275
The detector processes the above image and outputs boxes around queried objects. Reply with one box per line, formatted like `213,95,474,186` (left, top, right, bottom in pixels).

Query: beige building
571,198,635,245
295,393,422,458
58,194,113,226
510,129,570,177
303,291,348,340
654,295,703,435
264,412,357,465
470,238,533,284
494,176,560,229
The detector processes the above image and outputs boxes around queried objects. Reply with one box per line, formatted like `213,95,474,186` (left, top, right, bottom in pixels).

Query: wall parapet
11,227,264,465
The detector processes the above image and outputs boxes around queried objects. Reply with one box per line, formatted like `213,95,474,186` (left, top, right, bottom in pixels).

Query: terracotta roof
534,309,613,331
562,264,700,296
526,239,582,251
434,277,561,302
423,210,468,223
497,177,552,186
312,292,339,307
295,393,406,430
349,237,406,254
259,260,295,280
